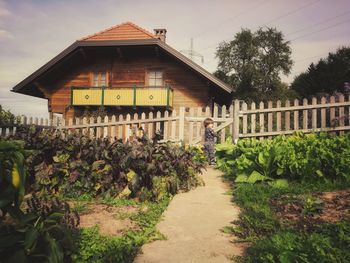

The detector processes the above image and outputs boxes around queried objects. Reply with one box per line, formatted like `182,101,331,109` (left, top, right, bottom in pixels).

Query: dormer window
147,70,163,87
92,72,107,87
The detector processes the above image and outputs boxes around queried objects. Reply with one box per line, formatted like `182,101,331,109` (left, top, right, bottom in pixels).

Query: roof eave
12,39,233,95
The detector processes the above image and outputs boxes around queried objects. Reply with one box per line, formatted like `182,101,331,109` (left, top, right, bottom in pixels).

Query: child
203,118,217,165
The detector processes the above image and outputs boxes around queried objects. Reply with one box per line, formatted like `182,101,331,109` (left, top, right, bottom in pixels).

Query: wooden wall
40,46,227,119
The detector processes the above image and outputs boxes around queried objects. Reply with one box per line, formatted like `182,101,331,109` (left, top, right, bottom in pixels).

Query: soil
271,189,350,231
134,167,245,263
78,203,139,236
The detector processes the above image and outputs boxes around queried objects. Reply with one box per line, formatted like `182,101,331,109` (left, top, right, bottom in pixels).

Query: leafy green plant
0,139,80,263
0,195,79,263
216,133,350,185
302,195,324,216
0,140,26,217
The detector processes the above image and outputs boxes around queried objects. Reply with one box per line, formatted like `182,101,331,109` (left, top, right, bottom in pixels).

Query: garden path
134,167,244,263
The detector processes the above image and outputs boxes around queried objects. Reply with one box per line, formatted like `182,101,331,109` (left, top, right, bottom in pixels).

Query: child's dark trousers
204,142,215,164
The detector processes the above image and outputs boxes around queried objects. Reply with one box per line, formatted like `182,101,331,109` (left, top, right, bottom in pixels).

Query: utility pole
180,38,204,64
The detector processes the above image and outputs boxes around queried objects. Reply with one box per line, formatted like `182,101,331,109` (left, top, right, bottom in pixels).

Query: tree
291,47,350,97
0,105,16,126
215,27,294,101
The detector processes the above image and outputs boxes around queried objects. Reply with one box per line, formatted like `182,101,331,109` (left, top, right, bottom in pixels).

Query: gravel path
134,167,244,263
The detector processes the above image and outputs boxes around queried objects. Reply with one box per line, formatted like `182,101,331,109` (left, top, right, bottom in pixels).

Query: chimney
154,28,167,42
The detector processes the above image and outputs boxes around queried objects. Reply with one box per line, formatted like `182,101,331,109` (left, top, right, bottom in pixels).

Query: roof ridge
80,21,155,41
125,21,156,38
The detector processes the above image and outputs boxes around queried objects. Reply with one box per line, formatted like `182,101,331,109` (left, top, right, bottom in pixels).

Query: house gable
11,22,232,98
81,22,156,41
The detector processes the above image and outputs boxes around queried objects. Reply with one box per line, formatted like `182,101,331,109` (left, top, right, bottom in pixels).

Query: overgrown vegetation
72,197,170,263
0,123,205,262
216,132,350,185
0,140,79,263
216,133,350,262
12,125,205,201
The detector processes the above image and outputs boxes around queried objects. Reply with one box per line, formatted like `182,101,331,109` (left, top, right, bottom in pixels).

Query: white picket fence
0,115,59,137
232,93,350,141
2,93,350,143
59,106,233,143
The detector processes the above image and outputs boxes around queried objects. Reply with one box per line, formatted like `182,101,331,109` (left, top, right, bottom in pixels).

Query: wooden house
12,22,232,120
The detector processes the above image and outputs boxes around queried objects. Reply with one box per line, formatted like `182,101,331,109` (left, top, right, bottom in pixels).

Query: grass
71,196,171,263
230,180,350,263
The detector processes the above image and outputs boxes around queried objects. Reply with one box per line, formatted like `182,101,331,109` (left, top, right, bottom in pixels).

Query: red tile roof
80,21,156,41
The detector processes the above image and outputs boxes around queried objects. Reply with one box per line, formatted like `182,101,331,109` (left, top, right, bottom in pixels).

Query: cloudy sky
1,0,349,118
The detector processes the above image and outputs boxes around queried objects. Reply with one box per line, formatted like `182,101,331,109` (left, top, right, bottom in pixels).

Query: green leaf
247,171,266,184
258,152,267,165
234,174,248,183
315,170,323,177
24,228,39,252
268,179,289,188
46,234,64,263
276,167,284,176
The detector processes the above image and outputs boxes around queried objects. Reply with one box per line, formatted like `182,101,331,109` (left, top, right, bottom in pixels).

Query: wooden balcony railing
71,85,173,108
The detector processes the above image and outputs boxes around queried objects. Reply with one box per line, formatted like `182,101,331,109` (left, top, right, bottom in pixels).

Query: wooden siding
41,47,225,119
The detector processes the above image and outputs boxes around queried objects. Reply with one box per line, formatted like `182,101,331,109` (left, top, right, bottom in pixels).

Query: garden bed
0,126,206,262
271,189,350,229
216,133,350,262
76,203,140,236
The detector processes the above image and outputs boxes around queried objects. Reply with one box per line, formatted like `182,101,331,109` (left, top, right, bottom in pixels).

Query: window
147,70,163,86
92,72,107,87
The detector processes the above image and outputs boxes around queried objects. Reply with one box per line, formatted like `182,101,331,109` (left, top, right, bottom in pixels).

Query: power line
193,0,271,39
286,9,350,36
290,17,350,41
199,0,322,51
253,0,321,29
294,54,327,62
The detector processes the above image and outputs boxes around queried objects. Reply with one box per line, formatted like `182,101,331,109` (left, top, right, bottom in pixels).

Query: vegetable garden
216,132,350,262
0,125,205,262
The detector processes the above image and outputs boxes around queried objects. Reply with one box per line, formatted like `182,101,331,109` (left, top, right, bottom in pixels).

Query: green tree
0,105,16,126
291,47,350,97
215,27,294,101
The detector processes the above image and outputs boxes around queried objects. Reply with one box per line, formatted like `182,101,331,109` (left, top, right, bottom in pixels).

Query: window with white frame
92,72,107,87
147,70,163,86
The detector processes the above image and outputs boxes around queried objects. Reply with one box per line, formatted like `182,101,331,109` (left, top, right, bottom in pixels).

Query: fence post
233,99,240,144
221,105,226,142
251,102,256,134
229,105,234,138
179,107,185,142
339,94,345,135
